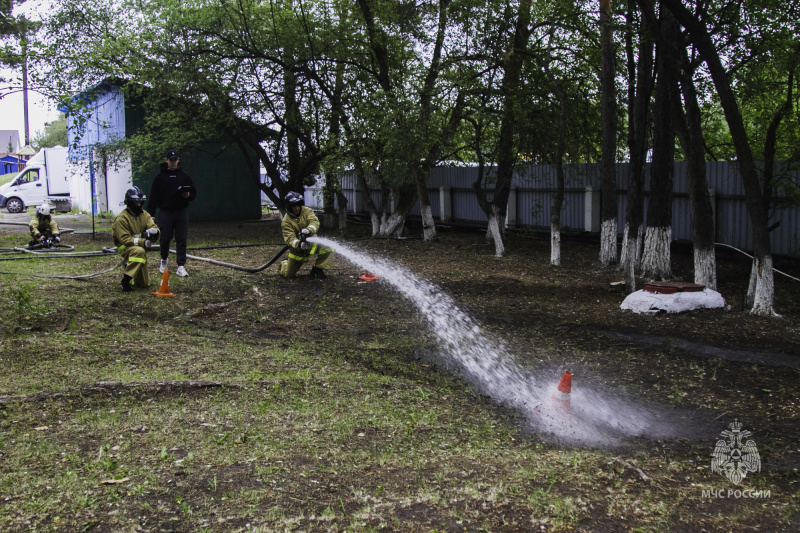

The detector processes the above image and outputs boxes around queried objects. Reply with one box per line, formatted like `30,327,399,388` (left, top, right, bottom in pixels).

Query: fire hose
0,232,304,278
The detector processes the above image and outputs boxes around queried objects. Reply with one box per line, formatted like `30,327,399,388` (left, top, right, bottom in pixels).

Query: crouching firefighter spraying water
112,187,160,292
278,191,334,279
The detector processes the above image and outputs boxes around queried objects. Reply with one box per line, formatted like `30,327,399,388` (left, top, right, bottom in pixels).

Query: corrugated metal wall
65,85,127,162
308,161,799,256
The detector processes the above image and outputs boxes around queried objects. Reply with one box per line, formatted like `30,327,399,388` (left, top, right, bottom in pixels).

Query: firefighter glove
54,236,61,243
300,241,311,251
300,228,311,235
145,228,159,238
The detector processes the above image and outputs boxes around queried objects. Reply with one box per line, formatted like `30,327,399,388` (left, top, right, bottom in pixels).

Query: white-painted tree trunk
599,218,617,266
693,245,717,291
370,212,381,236
621,223,644,292
380,213,406,238
641,226,671,280
420,204,437,242
747,256,779,316
486,214,505,257
550,222,561,266
619,223,631,270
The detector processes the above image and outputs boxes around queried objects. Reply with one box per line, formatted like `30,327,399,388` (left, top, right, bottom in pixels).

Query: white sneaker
176,265,188,277
159,259,168,273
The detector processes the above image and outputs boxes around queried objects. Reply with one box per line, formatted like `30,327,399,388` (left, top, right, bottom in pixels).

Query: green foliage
1,281,49,334
32,113,68,149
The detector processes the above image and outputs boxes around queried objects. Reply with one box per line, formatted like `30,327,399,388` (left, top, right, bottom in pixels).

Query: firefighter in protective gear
29,203,61,246
112,187,160,292
279,191,334,279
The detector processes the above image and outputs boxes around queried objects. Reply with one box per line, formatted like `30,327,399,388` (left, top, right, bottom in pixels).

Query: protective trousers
158,207,189,266
280,243,334,278
119,245,150,288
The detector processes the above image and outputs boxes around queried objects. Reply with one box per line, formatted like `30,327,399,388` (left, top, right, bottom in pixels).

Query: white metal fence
304,161,799,256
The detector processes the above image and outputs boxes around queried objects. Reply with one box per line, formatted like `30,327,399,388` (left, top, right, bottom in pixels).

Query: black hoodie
148,163,197,212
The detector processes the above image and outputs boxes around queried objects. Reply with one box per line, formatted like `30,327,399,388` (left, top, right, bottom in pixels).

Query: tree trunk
661,0,776,315
621,0,654,290
599,0,618,266
545,62,569,268
746,256,777,315
622,223,640,292
641,8,678,280
550,221,561,266
674,44,716,289
487,210,506,258
378,182,416,238
414,167,437,242
641,226,671,279
475,0,532,256
337,191,348,231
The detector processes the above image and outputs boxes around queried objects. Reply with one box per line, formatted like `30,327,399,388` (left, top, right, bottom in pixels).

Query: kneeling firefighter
112,187,160,292
279,191,334,278
29,203,61,247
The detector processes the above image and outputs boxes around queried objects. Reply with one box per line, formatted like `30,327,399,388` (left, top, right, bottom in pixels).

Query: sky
0,0,60,147
0,70,62,146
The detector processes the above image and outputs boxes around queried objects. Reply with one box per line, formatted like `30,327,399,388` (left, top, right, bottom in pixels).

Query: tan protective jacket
112,208,159,252
29,217,60,239
281,206,320,249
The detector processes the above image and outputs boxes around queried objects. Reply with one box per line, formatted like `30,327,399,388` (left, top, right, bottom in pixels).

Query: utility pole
22,39,29,146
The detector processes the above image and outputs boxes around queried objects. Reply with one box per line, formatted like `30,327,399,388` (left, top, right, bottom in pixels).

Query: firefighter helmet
285,191,304,207
36,203,51,217
124,186,147,214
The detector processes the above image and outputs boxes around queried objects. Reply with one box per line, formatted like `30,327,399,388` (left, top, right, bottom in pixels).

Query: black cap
165,149,179,160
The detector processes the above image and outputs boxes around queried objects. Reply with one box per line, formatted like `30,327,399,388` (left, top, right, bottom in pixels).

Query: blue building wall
0,155,23,175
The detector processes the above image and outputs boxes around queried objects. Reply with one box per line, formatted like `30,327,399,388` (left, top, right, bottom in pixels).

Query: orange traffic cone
551,371,572,413
152,269,177,297
359,270,381,281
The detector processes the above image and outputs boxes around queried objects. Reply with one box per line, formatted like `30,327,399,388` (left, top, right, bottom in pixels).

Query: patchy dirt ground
1,211,799,531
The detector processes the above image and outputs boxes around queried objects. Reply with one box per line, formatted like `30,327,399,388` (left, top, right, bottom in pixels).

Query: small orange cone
152,269,177,297
551,371,572,413
359,270,381,281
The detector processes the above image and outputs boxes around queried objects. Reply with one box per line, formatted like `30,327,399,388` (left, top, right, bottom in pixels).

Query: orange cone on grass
152,269,177,297
551,371,572,413
359,270,380,281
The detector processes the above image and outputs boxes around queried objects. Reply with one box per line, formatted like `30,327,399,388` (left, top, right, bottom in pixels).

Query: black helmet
285,191,304,208
124,186,147,214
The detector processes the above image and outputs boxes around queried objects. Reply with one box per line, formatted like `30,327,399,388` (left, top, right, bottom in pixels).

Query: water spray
310,235,679,447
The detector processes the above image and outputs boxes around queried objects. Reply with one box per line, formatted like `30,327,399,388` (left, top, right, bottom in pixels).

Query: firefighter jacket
29,216,60,240
112,208,160,253
281,206,320,249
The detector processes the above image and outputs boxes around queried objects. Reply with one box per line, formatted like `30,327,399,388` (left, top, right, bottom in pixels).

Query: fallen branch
610,456,653,482
175,298,245,319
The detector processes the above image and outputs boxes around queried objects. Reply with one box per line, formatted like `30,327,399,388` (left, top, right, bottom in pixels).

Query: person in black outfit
148,149,197,276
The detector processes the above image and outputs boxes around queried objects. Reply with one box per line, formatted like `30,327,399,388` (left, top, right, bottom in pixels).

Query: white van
0,147,72,213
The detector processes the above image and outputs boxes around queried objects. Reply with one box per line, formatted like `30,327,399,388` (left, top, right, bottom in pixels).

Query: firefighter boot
310,266,327,279
121,274,134,292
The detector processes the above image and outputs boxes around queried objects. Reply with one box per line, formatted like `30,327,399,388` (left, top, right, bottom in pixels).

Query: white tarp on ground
621,289,726,315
